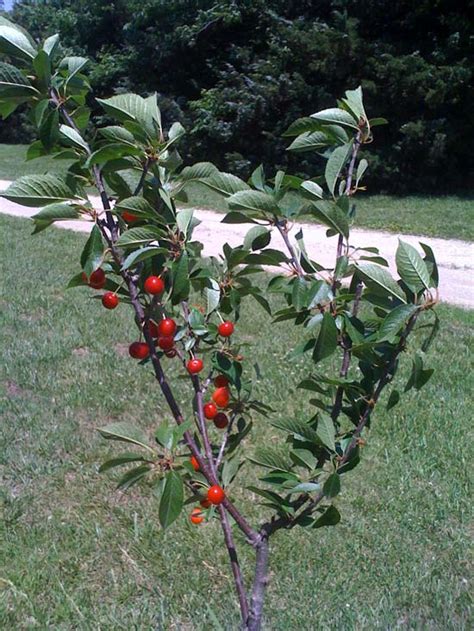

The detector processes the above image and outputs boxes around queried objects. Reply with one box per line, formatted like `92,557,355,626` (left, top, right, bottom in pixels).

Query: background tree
5,0,474,190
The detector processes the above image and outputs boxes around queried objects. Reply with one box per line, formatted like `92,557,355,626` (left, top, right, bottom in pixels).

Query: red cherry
214,375,229,388
214,412,229,429
88,268,106,290
190,456,200,471
165,348,177,358
158,318,177,337
187,358,204,374
190,507,204,524
122,211,139,223
157,336,174,351
218,321,234,337
147,321,160,337
144,276,164,295
101,292,119,310
207,485,225,505
203,402,218,420
129,341,149,360
212,387,230,408
200,498,211,508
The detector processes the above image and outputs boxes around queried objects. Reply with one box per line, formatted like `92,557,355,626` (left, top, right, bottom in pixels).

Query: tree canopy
4,0,473,193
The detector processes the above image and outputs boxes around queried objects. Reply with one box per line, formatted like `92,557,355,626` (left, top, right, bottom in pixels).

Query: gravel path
1,179,472,308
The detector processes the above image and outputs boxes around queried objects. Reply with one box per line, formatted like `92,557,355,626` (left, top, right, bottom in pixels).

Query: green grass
0,143,473,241
1,214,472,629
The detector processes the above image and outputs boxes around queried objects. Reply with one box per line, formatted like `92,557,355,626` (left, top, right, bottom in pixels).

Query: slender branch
133,157,152,197
274,219,304,277
218,505,249,626
216,411,237,468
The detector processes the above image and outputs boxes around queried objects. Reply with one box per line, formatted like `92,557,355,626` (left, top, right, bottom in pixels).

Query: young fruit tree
0,18,439,630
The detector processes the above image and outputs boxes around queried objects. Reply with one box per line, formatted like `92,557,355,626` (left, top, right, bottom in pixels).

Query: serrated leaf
290,449,317,470
200,171,249,197
316,414,336,451
97,93,151,125
313,313,338,364
159,471,184,529
0,24,37,61
323,473,341,497
325,141,353,196
43,33,60,57
204,279,220,316
80,225,104,276
99,453,148,473
121,246,167,271
248,446,292,471
378,304,418,343
271,418,319,443
356,159,368,187
179,161,219,182
311,107,358,129
288,482,321,495
309,200,349,238
283,117,323,137
227,190,276,214
116,464,151,491
357,262,406,303
59,124,89,152
98,421,153,452
60,56,88,79
301,180,324,199
2,174,80,207
32,202,80,223
420,242,439,289
243,225,271,250
287,131,329,152
313,504,341,528
396,240,432,293
98,125,136,145
116,226,164,248
0,61,38,98
171,251,190,304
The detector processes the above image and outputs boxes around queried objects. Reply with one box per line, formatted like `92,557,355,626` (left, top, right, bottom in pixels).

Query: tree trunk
246,536,269,630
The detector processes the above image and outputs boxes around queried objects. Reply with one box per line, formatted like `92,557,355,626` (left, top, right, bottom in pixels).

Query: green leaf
59,124,89,153
59,56,88,79
313,313,338,364
283,117,323,137
221,211,261,224
116,226,164,249
356,159,368,187
288,482,321,495
43,33,60,57
115,196,155,217
311,107,358,129
420,242,439,289
116,464,151,491
1,174,80,207
32,202,80,222
309,200,349,238
405,355,434,392
97,93,152,131
396,240,432,293
204,279,221,316
291,277,309,311
227,190,276,214
342,86,366,122
378,304,418,343
271,418,319,443
179,161,218,182
243,225,271,250
97,421,153,452
159,471,184,529
99,453,148,473
121,246,167,271
87,143,141,166
200,171,249,197
301,180,323,200
287,131,329,152
316,414,336,451
80,225,104,276
290,449,317,470
33,50,51,88
325,141,353,196
0,62,38,98
313,505,341,528
248,446,292,472
0,24,37,61
357,262,406,303
38,107,59,150
323,473,341,498
386,390,400,411
171,252,190,304
98,125,136,146
155,420,174,451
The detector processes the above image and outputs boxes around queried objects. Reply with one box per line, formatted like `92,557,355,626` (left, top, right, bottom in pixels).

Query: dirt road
1,179,472,308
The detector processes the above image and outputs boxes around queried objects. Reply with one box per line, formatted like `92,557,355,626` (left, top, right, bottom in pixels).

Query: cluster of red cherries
83,268,234,525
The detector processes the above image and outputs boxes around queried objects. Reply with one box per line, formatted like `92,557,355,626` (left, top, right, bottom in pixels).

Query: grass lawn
1,214,472,629
0,143,473,241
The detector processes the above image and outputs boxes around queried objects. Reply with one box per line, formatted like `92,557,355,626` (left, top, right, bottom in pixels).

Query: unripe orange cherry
207,485,225,505
122,211,139,223
190,507,204,524
102,292,119,309
214,412,229,429
88,268,106,289
158,318,177,337
212,387,230,408
144,276,164,295
190,456,200,471
218,321,234,337
203,402,218,420
214,375,229,388
200,498,211,508
187,358,204,374
129,341,149,360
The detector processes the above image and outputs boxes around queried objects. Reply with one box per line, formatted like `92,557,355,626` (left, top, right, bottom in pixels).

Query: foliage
0,18,439,630
5,0,474,193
